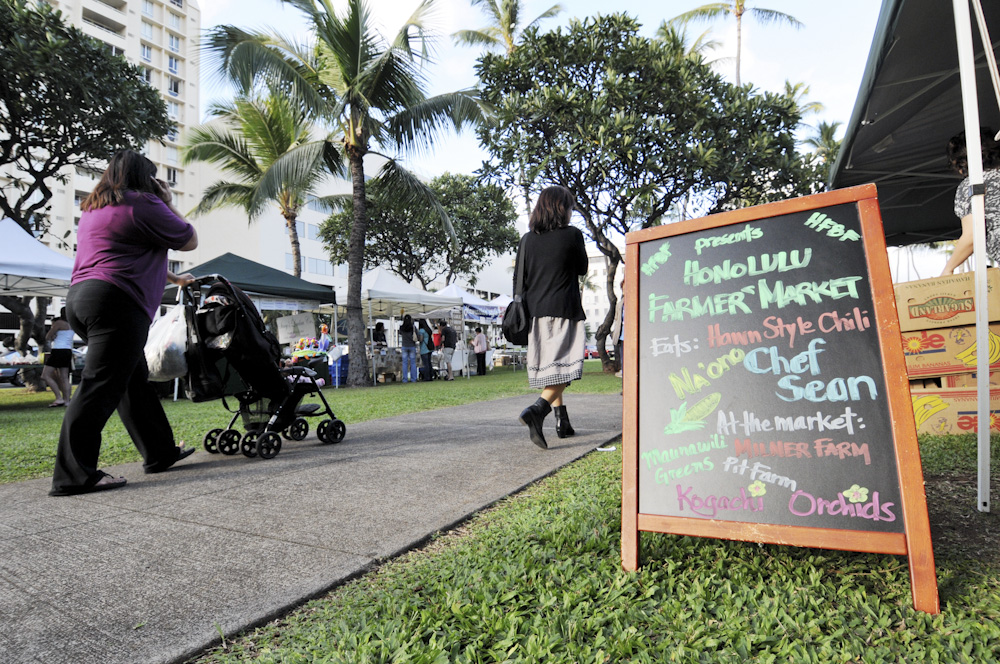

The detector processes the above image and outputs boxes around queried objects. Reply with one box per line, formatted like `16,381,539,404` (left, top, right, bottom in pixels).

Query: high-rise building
20,0,202,256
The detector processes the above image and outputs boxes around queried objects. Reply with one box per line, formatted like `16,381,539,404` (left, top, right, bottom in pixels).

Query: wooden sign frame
620,185,939,614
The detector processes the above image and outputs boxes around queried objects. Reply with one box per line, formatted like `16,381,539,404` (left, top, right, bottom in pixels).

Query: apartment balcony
90,0,126,14
80,7,126,43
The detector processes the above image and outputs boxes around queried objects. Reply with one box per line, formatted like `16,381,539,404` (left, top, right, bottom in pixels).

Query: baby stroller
182,275,346,459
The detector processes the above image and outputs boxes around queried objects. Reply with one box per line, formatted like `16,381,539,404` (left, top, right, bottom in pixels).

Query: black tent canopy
162,252,336,306
831,0,1000,246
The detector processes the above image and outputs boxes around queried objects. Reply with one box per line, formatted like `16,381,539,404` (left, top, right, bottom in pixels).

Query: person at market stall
50,149,198,496
317,323,333,352
399,314,418,383
472,327,489,376
372,321,387,345
515,185,588,449
42,307,74,407
418,319,434,380
940,127,1000,275
437,319,456,381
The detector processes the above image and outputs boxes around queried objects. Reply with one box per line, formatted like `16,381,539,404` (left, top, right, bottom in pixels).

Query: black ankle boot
519,397,552,449
554,405,575,438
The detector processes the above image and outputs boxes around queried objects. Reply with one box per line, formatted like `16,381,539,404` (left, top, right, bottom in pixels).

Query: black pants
421,352,433,380
50,280,178,495
476,352,487,376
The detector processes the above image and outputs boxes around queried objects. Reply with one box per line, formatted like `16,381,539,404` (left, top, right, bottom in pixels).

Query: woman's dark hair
947,128,1000,176
375,322,384,330
529,185,575,233
419,319,433,335
400,314,413,333
81,150,159,212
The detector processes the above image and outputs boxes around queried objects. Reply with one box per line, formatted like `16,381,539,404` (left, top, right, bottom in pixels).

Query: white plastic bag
144,303,188,382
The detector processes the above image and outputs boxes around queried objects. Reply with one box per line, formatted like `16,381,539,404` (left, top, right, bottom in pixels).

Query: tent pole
953,0,991,513
333,304,339,389
369,299,377,387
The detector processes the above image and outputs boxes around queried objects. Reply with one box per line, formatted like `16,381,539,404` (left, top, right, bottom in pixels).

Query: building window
307,223,320,241
167,77,180,97
140,66,152,83
166,126,178,142
168,35,180,52
284,221,305,237
309,258,333,276
168,101,180,120
168,260,182,274
140,44,152,61
169,0,183,7
166,167,178,186
285,254,305,272
142,0,153,17
168,13,181,29
141,21,153,39
168,56,179,74
166,146,178,164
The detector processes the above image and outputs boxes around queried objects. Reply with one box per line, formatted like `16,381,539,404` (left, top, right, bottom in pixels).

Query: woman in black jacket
516,186,588,448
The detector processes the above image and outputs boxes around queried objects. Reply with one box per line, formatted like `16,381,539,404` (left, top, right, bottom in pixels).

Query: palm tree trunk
735,12,742,87
346,151,372,387
285,214,303,278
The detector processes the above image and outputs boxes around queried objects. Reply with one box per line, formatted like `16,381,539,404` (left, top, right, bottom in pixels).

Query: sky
195,0,945,280
198,0,884,177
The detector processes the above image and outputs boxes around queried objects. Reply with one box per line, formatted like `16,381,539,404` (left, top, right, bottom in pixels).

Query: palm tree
669,1,803,86
804,120,842,167
205,0,482,386
183,92,339,278
453,0,563,54
784,81,824,117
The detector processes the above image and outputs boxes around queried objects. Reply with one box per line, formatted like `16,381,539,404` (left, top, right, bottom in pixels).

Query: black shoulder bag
501,235,531,346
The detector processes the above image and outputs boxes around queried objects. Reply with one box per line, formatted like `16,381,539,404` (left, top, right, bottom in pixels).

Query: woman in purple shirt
50,150,199,496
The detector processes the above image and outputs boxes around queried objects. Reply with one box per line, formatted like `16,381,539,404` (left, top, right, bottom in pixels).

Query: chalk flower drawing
843,484,869,503
662,402,706,434
748,481,766,497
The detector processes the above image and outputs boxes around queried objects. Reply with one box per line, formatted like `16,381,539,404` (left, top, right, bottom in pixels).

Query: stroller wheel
318,419,346,444
256,432,282,459
241,431,259,458
288,418,309,441
218,429,242,455
203,428,223,454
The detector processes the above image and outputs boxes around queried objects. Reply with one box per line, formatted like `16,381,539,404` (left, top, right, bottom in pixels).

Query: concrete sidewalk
0,394,621,664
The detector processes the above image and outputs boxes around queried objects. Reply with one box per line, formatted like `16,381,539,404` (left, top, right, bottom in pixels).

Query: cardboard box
901,323,1000,377
942,371,1000,388
894,269,1000,332
910,387,1000,435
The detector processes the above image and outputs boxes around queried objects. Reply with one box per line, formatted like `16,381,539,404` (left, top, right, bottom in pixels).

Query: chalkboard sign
620,185,939,613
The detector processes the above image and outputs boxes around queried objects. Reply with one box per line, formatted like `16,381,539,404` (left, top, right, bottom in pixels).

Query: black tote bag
502,235,530,346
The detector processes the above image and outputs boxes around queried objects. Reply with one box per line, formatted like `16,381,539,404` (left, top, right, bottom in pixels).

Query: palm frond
188,181,255,218
452,28,503,50
385,89,484,156
523,3,563,30
668,3,732,26
372,159,457,248
182,124,261,180
747,8,804,28
253,140,330,214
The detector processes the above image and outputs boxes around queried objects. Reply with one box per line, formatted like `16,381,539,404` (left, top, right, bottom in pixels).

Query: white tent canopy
326,267,463,317
427,283,503,323
0,218,74,297
489,294,513,309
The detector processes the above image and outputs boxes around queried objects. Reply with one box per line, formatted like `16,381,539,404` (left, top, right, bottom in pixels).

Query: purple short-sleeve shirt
72,191,194,320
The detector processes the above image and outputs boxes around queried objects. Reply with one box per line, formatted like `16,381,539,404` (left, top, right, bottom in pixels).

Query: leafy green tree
320,173,518,288
183,92,341,278
453,0,562,54
669,1,803,86
205,0,482,386
0,0,171,352
477,16,810,364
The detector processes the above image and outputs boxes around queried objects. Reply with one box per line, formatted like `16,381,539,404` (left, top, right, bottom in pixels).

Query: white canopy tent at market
324,267,464,383
832,0,1000,512
0,218,73,298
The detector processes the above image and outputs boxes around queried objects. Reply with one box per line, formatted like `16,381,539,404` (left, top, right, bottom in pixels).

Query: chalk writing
716,406,865,436
654,458,714,485
694,224,764,255
708,308,872,350
668,348,746,399
758,277,864,309
722,457,798,491
650,334,697,358
641,242,672,277
649,288,754,322
641,434,729,468
803,212,861,241
733,437,871,465
683,249,812,286
676,485,764,517
788,489,895,522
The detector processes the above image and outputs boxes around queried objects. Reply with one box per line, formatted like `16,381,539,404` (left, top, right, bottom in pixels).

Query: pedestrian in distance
437,319,457,381
941,127,1000,275
42,307,74,407
515,185,588,449
50,149,198,496
473,326,488,376
399,314,418,383
418,318,435,380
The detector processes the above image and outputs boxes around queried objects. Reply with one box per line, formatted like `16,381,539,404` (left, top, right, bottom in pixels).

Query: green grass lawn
187,434,1000,664
0,361,621,484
